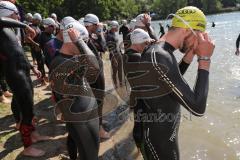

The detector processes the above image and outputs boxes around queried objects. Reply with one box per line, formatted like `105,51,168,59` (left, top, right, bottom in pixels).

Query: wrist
198,60,211,71
182,57,193,64
197,56,211,62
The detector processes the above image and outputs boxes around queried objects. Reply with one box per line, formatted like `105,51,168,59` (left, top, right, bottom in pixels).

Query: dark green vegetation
14,0,240,21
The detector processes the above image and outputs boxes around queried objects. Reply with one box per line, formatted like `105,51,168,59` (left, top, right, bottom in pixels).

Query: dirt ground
0,54,143,160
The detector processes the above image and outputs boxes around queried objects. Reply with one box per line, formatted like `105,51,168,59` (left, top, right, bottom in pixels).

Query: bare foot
0,95,11,104
22,146,45,157
3,91,13,97
31,131,50,143
99,126,110,139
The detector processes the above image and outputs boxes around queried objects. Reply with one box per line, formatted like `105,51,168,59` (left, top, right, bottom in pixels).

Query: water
151,12,240,160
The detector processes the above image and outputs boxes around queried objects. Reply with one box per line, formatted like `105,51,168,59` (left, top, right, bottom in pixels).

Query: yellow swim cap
172,6,207,32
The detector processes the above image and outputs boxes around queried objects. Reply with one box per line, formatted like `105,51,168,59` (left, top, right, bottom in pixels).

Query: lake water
152,12,240,160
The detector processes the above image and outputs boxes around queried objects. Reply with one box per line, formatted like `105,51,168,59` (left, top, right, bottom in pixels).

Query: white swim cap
130,28,153,44
60,16,76,30
64,21,89,43
51,13,57,18
33,13,42,21
84,14,99,26
26,13,33,18
110,20,119,29
135,13,150,27
42,17,56,27
129,19,136,30
0,1,18,18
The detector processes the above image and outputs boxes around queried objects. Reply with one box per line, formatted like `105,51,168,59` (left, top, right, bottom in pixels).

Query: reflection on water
152,12,240,159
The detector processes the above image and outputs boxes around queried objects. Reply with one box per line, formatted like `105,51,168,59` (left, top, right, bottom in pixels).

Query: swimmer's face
180,29,199,54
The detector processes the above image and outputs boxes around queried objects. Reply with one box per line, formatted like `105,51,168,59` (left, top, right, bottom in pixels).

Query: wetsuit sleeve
144,49,209,117
97,32,107,52
145,24,158,41
0,17,27,28
178,60,190,75
236,34,240,49
74,39,100,82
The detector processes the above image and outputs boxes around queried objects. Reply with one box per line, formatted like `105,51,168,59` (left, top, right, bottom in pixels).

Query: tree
201,0,222,13
221,0,237,7
152,0,188,19
17,0,64,18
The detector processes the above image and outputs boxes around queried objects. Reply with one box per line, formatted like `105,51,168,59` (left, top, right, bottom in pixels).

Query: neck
160,29,185,50
130,45,142,53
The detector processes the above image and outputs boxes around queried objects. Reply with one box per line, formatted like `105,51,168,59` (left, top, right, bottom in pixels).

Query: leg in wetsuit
110,53,123,87
0,23,36,148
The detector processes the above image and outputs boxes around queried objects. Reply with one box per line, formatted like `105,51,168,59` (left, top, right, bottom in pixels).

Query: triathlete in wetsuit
84,13,109,138
128,7,215,159
39,17,56,68
235,33,240,55
50,24,100,160
124,28,191,156
29,13,47,85
124,13,158,51
123,29,152,150
106,21,123,87
0,15,48,157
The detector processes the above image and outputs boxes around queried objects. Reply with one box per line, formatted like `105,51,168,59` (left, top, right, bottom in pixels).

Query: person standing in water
131,6,215,159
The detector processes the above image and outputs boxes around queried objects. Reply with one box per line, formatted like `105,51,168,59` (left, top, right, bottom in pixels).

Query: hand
195,32,215,58
67,28,80,42
183,49,195,64
235,48,239,56
142,14,151,26
32,67,42,78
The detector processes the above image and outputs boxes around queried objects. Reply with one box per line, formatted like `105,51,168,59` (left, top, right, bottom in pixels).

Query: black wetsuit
38,31,54,68
236,34,240,49
87,38,106,126
119,25,130,50
0,63,8,97
106,30,123,87
123,49,146,149
128,42,209,160
50,39,100,160
0,17,35,148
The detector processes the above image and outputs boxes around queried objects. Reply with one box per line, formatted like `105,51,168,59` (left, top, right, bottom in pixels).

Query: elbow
191,104,206,117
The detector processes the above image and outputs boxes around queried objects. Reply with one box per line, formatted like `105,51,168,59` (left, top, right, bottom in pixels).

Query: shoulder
141,44,173,64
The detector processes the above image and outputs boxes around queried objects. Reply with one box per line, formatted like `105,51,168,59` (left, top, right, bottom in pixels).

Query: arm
0,17,27,28
145,24,158,41
179,50,195,75
150,50,209,116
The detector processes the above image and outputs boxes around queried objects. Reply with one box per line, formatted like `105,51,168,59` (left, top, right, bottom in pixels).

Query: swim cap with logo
63,21,89,43
171,6,207,32
131,28,153,44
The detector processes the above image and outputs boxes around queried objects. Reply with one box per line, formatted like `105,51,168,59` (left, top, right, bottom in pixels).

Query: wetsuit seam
150,48,204,116
145,128,160,160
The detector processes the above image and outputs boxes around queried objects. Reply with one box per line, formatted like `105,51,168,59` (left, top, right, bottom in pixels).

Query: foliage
16,0,239,21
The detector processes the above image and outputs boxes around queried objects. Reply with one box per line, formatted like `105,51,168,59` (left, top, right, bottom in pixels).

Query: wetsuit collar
159,41,176,53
